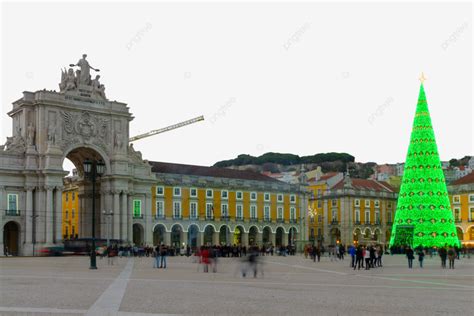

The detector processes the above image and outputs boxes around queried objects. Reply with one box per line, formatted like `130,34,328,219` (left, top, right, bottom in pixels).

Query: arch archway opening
171,224,182,247
153,224,166,245
275,227,284,247
204,225,214,246
3,221,20,256
262,227,271,245
233,226,243,245
248,226,258,246
219,225,230,245
133,223,144,246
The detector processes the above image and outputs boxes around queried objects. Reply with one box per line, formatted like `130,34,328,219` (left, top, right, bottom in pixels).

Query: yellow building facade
62,178,79,239
448,172,474,246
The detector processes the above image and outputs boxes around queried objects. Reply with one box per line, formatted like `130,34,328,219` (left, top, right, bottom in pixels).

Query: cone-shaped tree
389,81,460,248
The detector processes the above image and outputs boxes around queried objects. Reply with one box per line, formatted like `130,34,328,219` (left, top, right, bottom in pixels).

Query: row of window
453,207,474,221
452,194,474,204
65,192,76,202
157,187,296,203
64,209,76,220
155,200,297,220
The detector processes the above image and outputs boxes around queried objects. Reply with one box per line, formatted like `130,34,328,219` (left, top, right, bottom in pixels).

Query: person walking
447,246,456,269
349,245,356,268
406,247,414,269
354,246,363,270
159,244,167,269
363,246,370,270
439,246,447,268
417,248,425,268
154,244,160,268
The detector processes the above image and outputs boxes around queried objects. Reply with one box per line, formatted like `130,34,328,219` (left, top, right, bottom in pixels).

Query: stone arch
289,225,299,233
153,224,166,245
262,226,272,244
3,221,21,256
248,226,259,246
373,228,382,242
132,223,144,246
275,227,284,246
219,224,231,245
248,225,261,234
202,223,217,233
170,224,182,247
62,144,111,176
456,226,464,241
468,226,474,241
353,228,362,244
170,223,185,233
273,225,284,234
233,225,244,245
187,224,199,248
203,225,215,245
363,227,372,239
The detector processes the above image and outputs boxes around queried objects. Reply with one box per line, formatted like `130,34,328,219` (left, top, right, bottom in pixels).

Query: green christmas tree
389,78,460,248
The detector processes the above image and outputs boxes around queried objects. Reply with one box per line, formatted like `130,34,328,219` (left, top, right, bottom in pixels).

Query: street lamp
83,158,105,270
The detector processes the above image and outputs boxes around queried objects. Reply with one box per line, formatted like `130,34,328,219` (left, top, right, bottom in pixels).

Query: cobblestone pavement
1,254,473,315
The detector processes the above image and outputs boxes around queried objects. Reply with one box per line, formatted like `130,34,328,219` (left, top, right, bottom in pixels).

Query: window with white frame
173,187,181,197
190,202,198,219
264,206,270,220
374,200,380,208
72,192,75,201
290,194,296,203
355,209,360,222
65,193,69,202
332,209,337,222
470,207,474,221
453,195,460,204
156,186,164,196
365,210,370,223
236,191,243,200
206,189,213,198
331,199,337,207
375,211,380,223
388,211,392,222
221,190,228,199
156,201,164,218
290,207,296,220
264,193,270,201
7,194,18,211
355,199,360,207
277,194,283,202
72,209,75,219
365,199,370,207
317,189,321,197
318,214,322,223
277,207,283,219
469,194,474,203
454,207,461,221
250,205,257,219
221,203,228,217
236,204,243,219
206,203,214,219
317,200,322,208
190,188,197,197
65,210,69,220
173,201,181,218
250,192,257,201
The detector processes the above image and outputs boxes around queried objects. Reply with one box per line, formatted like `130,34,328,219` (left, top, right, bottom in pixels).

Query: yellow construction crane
129,115,204,142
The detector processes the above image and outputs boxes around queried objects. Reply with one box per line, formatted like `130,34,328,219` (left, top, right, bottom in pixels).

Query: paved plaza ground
0,253,473,315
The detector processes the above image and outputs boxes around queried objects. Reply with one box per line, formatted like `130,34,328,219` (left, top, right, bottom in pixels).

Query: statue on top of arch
59,54,107,100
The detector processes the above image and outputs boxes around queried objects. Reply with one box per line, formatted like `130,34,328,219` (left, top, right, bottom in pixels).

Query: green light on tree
389,81,460,248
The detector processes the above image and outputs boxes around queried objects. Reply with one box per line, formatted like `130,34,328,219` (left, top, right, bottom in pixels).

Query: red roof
333,178,395,193
320,172,338,181
452,172,474,185
149,161,281,183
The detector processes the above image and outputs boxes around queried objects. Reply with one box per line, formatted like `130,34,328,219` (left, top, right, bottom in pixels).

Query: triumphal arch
0,55,155,255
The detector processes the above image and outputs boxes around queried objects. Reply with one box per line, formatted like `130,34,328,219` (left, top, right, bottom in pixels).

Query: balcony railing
263,218,272,223
220,215,231,221
133,214,143,219
277,218,285,223
364,221,371,225
5,210,20,216
235,217,244,222
354,220,361,225
155,214,165,220
289,219,297,224
249,218,259,222
330,220,339,225
188,215,198,220
374,220,381,225
206,216,215,221
173,215,183,220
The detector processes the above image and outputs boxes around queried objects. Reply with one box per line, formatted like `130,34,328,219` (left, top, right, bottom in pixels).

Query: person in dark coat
406,247,414,268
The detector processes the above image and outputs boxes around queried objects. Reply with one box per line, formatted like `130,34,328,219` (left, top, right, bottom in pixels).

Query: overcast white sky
1,1,472,171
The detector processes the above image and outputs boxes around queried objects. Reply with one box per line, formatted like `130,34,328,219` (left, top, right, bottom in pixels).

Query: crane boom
129,115,204,142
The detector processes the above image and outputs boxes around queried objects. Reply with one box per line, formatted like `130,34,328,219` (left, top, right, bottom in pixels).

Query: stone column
323,199,330,246
241,232,249,247
0,186,5,248
164,231,171,246
256,231,263,246
55,187,63,243
45,186,54,244
25,187,34,244
100,191,106,239
78,195,83,238
113,191,120,240
127,193,134,244
197,231,204,247
145,193,153,244
282,232,289,246
212,231,220,245
121,192,128,242
270,231,276,246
